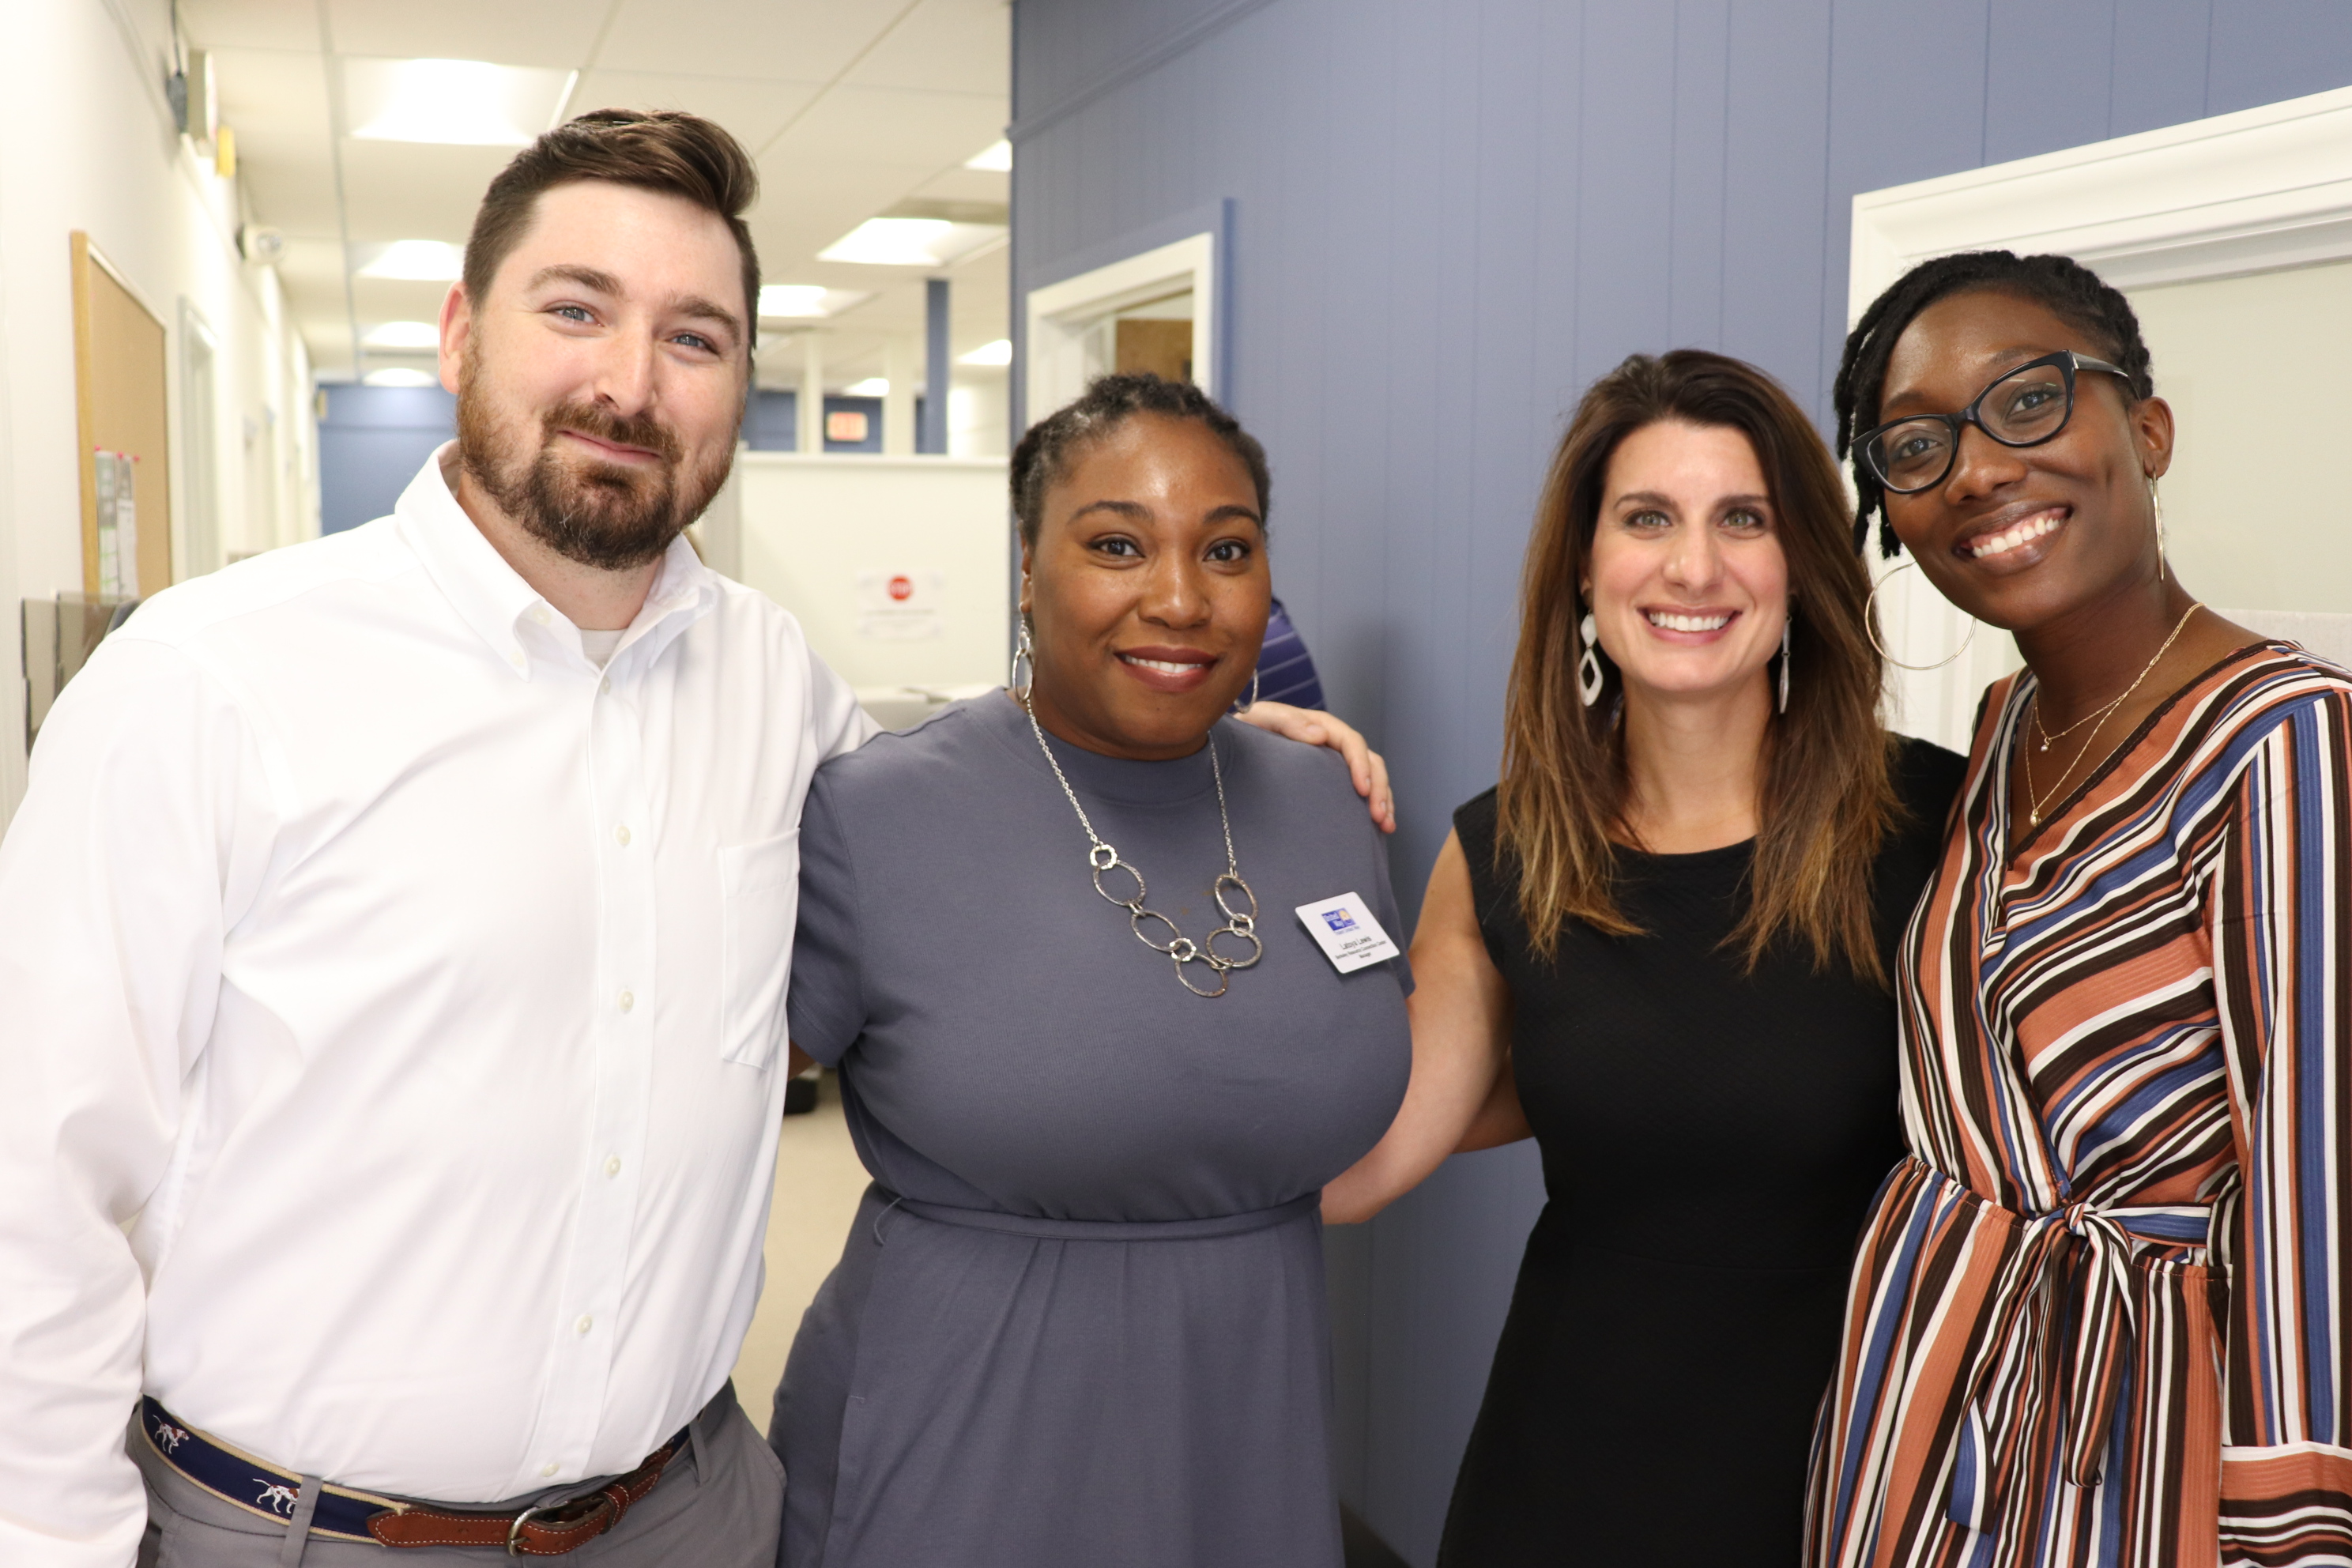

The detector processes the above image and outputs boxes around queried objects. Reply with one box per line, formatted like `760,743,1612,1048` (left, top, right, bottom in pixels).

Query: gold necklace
2022,601,2202,827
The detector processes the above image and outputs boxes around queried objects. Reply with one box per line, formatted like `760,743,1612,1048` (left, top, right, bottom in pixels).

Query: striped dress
1805,643,2352,1568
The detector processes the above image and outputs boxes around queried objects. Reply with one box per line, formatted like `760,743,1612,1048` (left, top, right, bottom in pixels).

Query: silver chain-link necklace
1020,692,1263,997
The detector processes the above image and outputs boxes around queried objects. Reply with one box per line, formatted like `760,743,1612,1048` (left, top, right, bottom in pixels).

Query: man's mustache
541,402,682,466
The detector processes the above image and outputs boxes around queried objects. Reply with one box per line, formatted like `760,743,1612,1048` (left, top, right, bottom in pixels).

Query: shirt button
614,824,631,847
530,606,549,625
617,990,635,1012
605,1155,622,1177
541,1462,558,1478
599,676,611,695
575,1314,593,1335
509,650,526,669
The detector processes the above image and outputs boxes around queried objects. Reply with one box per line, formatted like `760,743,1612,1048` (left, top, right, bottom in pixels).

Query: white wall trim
1023,232,1216,428
1848,83,2352,749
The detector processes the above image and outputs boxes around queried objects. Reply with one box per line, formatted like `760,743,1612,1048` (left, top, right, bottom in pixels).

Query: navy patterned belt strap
138,1396,690,1553
139,1398,395,1544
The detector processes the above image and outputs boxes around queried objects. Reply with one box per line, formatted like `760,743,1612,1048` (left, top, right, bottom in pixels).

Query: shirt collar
395,442,719,680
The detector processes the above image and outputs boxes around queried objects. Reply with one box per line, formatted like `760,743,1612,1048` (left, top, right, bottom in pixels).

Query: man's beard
456,359,729,571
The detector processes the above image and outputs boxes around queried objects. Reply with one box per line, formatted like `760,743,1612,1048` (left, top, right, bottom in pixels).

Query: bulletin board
71,232,172,598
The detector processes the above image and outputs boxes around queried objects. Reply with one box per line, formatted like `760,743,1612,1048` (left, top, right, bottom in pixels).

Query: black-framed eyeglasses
1857,351,2132,496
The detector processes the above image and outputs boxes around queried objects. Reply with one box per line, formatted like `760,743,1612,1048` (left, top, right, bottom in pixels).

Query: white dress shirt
0,447,875,1565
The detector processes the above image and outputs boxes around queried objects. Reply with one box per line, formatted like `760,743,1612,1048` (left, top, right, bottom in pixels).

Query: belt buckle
507,1502,548,1557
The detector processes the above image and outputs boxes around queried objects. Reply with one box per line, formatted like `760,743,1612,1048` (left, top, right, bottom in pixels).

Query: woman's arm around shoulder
1233,701,1395,833
1323,828,1526,1223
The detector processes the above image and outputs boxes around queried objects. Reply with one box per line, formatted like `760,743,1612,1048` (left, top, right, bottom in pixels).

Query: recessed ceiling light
362,320,439,349
757,285,871,319
817,218,1003,268
362,368,439,388
356,241,464,281
842,378,889,398
345,58,574,147
965,139,1012,172
958,339,1012,367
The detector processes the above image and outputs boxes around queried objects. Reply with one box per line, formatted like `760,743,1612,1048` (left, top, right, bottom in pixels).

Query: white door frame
1023,231,1218,429
1849,83,2352,748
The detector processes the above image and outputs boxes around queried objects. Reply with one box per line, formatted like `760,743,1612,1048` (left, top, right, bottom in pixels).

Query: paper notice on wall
855,570,944,639
93,450,138,598
115,454,139,598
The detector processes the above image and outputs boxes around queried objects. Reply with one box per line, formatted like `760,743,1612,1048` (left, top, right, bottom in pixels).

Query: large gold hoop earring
1866,561,1977,672
2149,474,2169,579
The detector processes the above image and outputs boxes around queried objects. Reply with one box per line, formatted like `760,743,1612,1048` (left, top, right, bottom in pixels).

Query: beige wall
2129,261,2352,616
0,0,317,826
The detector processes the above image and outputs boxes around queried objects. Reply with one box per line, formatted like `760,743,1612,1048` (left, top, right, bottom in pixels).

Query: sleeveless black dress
1438,737,1964,1566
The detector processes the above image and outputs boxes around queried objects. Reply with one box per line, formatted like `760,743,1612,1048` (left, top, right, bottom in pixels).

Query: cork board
1115,318,1193,383
72,232,172,598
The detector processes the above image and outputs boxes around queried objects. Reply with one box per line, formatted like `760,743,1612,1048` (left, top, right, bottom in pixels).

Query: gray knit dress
770,692,1412,1568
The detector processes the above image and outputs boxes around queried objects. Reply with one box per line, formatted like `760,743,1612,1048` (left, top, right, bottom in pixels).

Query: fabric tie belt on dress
878,1189,1321,1243
1923,1159,2213,1531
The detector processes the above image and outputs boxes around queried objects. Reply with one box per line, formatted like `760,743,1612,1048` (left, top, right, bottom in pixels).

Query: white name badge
1295,892,1402,974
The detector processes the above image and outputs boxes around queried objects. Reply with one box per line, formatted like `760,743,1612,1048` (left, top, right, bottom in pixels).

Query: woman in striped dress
1805,249,2352,1566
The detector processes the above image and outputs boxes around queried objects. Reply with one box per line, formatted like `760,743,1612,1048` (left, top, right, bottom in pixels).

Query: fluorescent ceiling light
356,241,464,281
362,368,439,387
959,338,1012,367
362,320,439,349
965,139,1012,172
817,217,1004,268
756,285,871,319
345,58,573,147
842,378,889,397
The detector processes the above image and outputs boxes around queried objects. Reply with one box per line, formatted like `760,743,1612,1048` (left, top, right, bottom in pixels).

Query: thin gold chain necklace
2021,601,2202,827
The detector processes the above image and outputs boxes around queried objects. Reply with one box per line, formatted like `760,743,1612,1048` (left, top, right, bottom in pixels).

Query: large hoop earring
1865,562,1977,671
1230,666,1261,714
2149,473,2169,580
1577,611,1605,708
1009,620,1035,701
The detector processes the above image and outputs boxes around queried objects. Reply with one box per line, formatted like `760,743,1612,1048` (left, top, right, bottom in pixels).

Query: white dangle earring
1777,614,1792,714
1577,609,1605,708
1010,620,1035,701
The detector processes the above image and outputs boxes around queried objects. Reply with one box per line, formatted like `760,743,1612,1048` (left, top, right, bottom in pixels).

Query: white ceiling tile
765,85,1007,170
907,165,1008,204
182,0,321,53
322,0,603,69
595,0,893,83
571,70,819,149
336,141,518,243
844,0,1007,94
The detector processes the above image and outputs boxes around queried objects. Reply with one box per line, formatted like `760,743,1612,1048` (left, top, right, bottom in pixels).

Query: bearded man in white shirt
0,108,1391,1568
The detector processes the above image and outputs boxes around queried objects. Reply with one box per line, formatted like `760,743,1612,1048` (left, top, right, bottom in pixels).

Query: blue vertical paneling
1719,0,1834,409
1007,2,2352,1561
1984,0,2117,165
2209,1,2352,113
2107,1,2214,137
1668,0,1732,350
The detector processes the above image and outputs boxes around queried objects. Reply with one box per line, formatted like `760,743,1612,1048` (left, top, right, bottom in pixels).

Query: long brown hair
1497,350,1898,982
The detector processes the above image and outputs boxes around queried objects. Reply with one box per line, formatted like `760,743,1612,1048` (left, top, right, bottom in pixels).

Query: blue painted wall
317,384,457,535
1008,2,2352,1562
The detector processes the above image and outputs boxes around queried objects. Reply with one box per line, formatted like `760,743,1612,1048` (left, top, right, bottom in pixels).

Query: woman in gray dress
770,373,1413,1568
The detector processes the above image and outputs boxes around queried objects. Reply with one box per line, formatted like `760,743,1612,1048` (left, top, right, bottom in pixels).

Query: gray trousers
134,1383,782,1568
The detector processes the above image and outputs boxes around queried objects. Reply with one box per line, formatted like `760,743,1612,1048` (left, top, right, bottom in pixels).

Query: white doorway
177,301,221,579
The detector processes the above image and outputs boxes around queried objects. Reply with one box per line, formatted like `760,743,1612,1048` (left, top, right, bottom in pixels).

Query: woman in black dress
1324,350,1965,1564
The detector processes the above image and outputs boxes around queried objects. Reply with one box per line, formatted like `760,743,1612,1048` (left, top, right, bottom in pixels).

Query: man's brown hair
462,109,761,348
1498,350,1902,983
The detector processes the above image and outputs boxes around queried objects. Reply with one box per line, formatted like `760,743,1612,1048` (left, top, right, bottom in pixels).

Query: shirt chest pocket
718,830,801,1069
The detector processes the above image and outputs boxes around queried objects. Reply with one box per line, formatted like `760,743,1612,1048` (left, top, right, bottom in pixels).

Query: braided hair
1010,372,1271,550
1831,250,2156,558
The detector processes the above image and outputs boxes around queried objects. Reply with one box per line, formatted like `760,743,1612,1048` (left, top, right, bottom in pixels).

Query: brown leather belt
140,1396,686,1555
367,1436,684,1555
